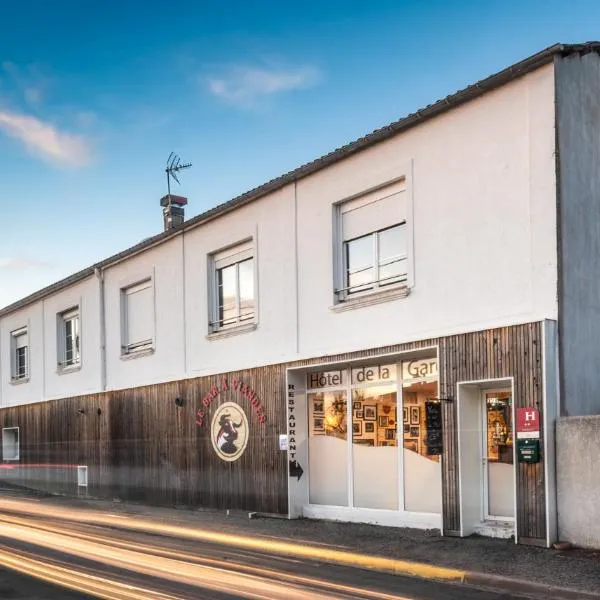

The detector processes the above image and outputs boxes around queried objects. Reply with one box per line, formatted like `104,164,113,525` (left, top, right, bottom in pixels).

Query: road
0,498,530,600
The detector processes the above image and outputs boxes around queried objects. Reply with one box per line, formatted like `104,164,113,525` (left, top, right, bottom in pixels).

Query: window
336,180,408,301
121,279,154,354
2,427,19,461
10,327,28,382
210,241,255,332
58,307,80,369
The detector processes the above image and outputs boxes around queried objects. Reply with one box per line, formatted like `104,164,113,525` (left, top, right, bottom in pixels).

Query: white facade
0,64,558,405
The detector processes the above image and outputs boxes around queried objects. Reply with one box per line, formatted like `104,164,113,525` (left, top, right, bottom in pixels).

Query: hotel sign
516,407,540,439
402,358,438,380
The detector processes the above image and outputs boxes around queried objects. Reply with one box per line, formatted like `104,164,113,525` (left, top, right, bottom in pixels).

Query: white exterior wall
42,276,101,399
103,237,185,391
296,65,557,357
184,185,297,377
0,65,558,400
0,276,100,406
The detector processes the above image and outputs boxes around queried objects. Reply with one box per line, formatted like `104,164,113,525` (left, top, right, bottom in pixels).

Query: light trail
0,512,424,600
0,546,183,600
0,497,464,582
0,512,409,600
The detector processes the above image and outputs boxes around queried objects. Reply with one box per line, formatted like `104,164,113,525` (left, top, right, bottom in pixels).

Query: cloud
0,257,52,270
2,61,49,106
207,64,321,107
0,110,92,167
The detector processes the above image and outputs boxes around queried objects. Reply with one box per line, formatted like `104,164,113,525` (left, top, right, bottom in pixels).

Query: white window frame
208,239,256,334
333,176,414,306
2,427,19,461
57,306,81,370
10,327,29,383
341,222,408,297
120,277,155,356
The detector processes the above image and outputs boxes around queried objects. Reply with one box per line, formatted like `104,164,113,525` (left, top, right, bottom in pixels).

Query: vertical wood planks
0,322,546,540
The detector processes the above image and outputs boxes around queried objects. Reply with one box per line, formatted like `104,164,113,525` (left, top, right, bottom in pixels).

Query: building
2,42,600,548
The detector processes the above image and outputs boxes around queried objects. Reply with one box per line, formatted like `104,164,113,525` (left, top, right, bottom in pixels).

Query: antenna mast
165,152,192,205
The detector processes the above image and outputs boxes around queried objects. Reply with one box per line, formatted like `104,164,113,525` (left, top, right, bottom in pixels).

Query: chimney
160,194,188,231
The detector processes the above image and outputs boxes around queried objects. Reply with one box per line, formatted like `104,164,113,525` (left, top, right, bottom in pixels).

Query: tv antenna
165,152,192,199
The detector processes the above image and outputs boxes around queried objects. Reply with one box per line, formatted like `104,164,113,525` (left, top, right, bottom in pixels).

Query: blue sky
1,0,599,308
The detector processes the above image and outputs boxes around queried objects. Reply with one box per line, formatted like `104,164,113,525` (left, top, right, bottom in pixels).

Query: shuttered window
210,241,255,332
337,180,408,298
58,307,80,368
10,327,28,381
121,279,154,354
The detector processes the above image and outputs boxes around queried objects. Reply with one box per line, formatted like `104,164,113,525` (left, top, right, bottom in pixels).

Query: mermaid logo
211,402,249,462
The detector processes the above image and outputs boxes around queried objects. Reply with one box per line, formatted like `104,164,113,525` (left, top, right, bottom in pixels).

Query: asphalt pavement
0,491,536,599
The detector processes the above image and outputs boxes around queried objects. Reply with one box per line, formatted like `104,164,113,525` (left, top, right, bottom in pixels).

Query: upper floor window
58,307,80,369
121,278,154,355
210,240,255,332
336,179,408,302
10,327,28,382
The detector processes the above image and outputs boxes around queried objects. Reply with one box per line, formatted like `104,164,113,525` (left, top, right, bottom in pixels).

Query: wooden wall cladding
0,367,288,515
0,322,545,541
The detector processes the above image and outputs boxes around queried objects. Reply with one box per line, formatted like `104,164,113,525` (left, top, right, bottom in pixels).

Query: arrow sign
289,460,304,481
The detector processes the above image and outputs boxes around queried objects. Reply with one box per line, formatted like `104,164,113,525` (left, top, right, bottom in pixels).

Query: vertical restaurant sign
287,383,297,464
196,376,266,428
287,383,303,480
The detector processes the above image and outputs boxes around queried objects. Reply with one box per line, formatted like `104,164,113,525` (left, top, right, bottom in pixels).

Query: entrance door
482,391,515,520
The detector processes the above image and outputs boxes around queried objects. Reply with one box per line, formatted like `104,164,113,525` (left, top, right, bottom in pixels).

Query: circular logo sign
211,402,249,462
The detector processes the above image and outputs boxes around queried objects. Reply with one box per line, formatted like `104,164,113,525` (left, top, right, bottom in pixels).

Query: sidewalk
5,488,600,599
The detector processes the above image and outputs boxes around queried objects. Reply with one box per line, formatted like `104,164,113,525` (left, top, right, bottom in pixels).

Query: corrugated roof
2,41,599,317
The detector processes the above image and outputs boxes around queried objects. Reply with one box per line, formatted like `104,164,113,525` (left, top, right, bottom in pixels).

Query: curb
2,495,599,600
317,552,600,600
464,572,600,600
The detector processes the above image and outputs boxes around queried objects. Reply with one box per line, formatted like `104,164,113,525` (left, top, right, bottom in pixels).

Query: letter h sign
517,408,540,434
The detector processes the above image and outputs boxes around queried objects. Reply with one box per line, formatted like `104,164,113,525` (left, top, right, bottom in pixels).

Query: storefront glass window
306,356,440,514
308,390,348,506
352,383,398,509
402,376,442,514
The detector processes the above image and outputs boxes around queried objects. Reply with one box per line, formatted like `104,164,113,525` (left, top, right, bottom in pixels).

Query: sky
1,0,599,308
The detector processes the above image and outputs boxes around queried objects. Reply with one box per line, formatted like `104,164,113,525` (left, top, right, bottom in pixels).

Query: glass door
483,391,515,519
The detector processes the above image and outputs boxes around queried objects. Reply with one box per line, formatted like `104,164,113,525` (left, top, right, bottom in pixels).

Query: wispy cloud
207,63,321,108
0,257,52,270
0,110,92,167
1,61,49,107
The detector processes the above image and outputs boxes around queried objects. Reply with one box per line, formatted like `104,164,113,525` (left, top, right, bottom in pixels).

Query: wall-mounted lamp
174,397,185,407
77,408,86,415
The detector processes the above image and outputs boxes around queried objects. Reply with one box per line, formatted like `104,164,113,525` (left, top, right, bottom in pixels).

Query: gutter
94,268,106,392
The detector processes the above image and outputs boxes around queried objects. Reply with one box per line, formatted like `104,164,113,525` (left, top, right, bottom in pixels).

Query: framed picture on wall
313,400,324,414
365,422,375,433
355,439,374,446
404,424,410,434
353,422,362,436
403,407,408,423
353,401,361,410
355,410,363,420
378,416,389,428
385,429,395,440
313,418,324,432
410,426,420,438
363,405,376,421
410,406,420,425
404,439,418,453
